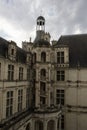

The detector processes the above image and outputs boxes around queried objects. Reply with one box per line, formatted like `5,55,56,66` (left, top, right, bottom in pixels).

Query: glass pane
61,52,64,56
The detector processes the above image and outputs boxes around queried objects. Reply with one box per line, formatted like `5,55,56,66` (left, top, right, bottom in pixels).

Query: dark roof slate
0,37,8,57
16,47,26,63
37,16,45,21
56,34,87,67
0,37,26,63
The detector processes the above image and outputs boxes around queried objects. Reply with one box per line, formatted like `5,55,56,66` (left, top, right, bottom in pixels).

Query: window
41,69,46,77
27,68,30,80
61,115,64,130
50,92,53,105
41,52,46,62
11,49,14,55
8,65,14,80
19,67,23,80
57,52,64,63
56,89,64,105
40,97,46,106
18,89,23,112
57,71,65,81
40,69,46,80
6,91,13,117
40,82,46,95
26,88,30,108
57,115,64,130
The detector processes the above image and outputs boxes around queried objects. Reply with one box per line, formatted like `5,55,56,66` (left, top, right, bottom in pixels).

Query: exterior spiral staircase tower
31,16,61,130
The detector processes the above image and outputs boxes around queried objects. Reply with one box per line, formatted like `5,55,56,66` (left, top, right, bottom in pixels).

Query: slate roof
0,37,26,63
56,34,87,67
16,47,26,63
37,16,45,21
0,37,8,57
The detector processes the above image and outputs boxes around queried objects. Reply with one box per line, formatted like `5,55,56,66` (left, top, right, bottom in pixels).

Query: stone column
31,120,35,130
55,119,58,130
44,120,47,130
48,67,51,107
35,83,39,107
58,117,61,130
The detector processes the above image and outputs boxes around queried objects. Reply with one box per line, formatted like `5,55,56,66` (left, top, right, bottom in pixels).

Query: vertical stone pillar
36,68,38,81
59,117,61,130
54,86,56,105
44,120,47,130
35,83,39,107
32,120,35,130
48,68,50,107
55,119,58,130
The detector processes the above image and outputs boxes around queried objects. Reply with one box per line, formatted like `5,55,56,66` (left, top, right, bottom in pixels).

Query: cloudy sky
0,0,87,47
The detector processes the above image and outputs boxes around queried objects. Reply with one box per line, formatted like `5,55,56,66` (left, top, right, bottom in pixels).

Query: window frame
57,51,64,64
6,91,13,117
8,65,14,81
18,89,23,112
40,82,46,95
19,67,23,80
57,70,65,81
56,89,64,106
61,115,64,130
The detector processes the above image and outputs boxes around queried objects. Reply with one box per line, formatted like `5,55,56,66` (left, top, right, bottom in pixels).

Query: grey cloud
0,0,87,45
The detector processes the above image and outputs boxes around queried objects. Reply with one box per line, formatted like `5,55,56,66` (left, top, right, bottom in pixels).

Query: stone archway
47,120,55,130
35,120,43,130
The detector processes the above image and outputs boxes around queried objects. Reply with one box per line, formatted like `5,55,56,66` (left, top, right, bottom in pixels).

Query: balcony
55,63,69,68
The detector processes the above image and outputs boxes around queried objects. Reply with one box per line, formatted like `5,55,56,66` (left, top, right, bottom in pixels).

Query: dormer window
8,41,17,61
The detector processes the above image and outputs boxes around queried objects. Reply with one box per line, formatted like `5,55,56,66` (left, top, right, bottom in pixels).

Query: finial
40,9,43,16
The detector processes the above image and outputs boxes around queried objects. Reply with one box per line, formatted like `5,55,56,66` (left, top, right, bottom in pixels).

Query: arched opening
40,82,46,94
40,69,46,79
41,52,46,62
47,120,55,130
35,120,43,130
26,123,30,130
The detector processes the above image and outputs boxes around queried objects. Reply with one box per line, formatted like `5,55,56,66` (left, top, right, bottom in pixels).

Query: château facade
0,16,87,130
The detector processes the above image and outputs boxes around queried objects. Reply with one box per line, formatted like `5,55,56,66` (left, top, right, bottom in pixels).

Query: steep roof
16,47,26,63
0,37,26,63
56,34,87,67
0,37,8,57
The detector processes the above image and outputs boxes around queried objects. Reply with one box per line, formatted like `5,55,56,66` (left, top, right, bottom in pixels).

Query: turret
36,16,45,32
